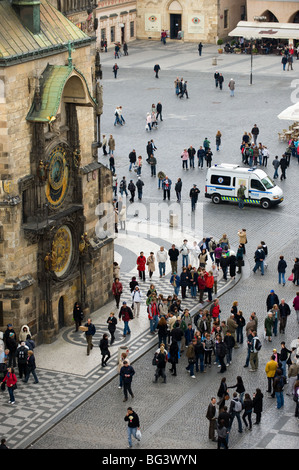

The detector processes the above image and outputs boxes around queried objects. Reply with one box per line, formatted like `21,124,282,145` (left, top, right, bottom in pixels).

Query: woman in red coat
137,252,146,281
1,367,17,404
205,271,215,301
197,272,206,303
112,278,123,308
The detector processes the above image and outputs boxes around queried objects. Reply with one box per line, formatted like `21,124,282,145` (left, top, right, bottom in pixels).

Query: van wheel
212,194,221,205
261,199,270,209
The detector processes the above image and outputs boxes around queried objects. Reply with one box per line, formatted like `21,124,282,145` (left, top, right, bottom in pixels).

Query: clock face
51,225,73,278
45,145,69,209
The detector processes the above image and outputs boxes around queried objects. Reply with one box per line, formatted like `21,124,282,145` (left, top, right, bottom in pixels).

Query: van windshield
261,177,275,189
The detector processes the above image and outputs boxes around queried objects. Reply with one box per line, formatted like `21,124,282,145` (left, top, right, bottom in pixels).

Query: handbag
12,383,17,390
288,273,293,281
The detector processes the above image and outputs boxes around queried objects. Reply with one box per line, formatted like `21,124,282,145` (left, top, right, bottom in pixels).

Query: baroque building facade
0,0,114,344
136,0,246,43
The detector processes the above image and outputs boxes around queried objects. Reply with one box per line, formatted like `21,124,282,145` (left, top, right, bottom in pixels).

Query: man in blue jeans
156,246,168,277
229,393,243,433
124,407,140,448
273,370,285,409
272,155,280,179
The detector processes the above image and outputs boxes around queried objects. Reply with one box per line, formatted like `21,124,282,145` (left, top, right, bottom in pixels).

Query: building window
224,9,228,29
110,26,115,42
101,28,106,41
130,21,134,38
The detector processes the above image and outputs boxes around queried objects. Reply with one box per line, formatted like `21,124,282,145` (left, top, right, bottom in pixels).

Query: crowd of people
0,324,38,405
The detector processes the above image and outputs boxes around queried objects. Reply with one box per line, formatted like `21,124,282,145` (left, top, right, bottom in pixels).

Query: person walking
168,339,179,376
189,184,200,211
249,331,261,371
73,302,84,332
146,252,156,279
154,63,160,78
124,407,140,448
156,101,163,121
237,184,246,209
136,252,146,281
242,393,253,430
1,367,17,404
84,318,96,356
252,245,265,275
136,177,144,200
215,131,222,151
131,285,142,318
153,344,167,383
118,301,133,338
228,78,235,97
156,246,168,278
280,155,287,180
112,277,123,308
112,63,119,78
252,388,264,425
23,350,38,384
218,73,224,90
272,155,280,179
128,179,136,203
120,360,135,402
198,42,203,56
229,392,243,433
99,333,111,367
107,312,117,345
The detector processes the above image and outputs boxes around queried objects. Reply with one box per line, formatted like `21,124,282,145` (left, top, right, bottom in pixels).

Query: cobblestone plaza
1,40,299,454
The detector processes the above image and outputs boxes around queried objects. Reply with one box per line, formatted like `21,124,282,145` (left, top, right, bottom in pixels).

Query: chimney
12,0,41,35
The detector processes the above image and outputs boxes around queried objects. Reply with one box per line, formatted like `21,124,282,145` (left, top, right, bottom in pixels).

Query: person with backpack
229,392,243,433
249,331,261,371
16,341,28,379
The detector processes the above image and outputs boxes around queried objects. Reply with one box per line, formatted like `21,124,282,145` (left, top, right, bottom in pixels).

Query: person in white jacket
156,246,168,278
190,241,200,268
180,240,190,268
131,286,142,318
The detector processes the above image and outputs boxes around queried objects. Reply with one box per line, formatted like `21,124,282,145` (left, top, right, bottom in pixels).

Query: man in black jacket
124,407,140,448
278,300,291,334
120,361,135,402
156,101,163,121
189,184,200,211
128,149,136,171
168,244,179,274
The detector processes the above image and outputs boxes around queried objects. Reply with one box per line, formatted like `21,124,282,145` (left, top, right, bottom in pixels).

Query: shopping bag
136,429,142,440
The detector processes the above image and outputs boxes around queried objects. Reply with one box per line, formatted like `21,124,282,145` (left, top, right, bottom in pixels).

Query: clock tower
0,0,114,344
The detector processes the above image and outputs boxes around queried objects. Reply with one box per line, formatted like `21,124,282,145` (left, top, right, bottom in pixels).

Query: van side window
251,179,265,191
211,175,231,186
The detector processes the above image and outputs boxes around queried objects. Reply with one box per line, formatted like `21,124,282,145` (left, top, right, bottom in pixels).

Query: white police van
205,164,284,209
